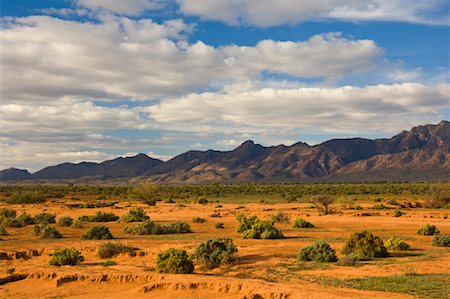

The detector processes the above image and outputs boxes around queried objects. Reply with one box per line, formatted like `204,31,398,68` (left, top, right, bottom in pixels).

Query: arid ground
1,189,449,298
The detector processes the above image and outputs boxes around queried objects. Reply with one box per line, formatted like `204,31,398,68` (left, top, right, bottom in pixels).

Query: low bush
124,220,191,235
236,215,283,239
372,204,388,210
215,222,224,229
0,208,16,218
292,218,315,228
342,230,388,260
197,198,209,204
33,213,56,225
58,216,74,227
82,225,113,239
6,192,45,204
193,238,237,269
39,225,62,239
385,237,410,251
122,208,150,223
270,212,290,223
101,260,118,267
164,198,175,204
336,254,358,266
298,240,337,262
49,248,84,266
432,235,450,247
0,225,8,235
156,248,194,274
192,217,207,223
394,210,405,217
417,224,439,236
87,211,119,222
5,213,34,228
175,203,186,208
98,242,134,259
71,219,86,228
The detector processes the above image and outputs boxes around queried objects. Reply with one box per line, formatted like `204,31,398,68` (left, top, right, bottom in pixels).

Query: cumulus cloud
177,0,449,26
75,0,164,16
1,16,381,105
146,83,450,133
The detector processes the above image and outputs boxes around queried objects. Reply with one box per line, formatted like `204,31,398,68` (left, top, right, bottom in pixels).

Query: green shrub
175,203,186,208
298,240,337,262
71,219,86,228
270,212,290,223
164,198,175,204
292,218,315,228
193,238,237,269
373,204,388,210
156,248,194,274
385,237,410,251
4,213,34,228
192,217,207,223
166,221,192,233
215,222,224,229
124,220,191,235
122,208,150,223
6,192,45,204
98,242,134,259
197,198,209,204
58,216,74,227
417,224,439,236
128,183,158,206
0,208,16,218
82,225,113,239
101,260,118,267
87,211,119,222
342,230,388,260
33,213,56,225
0,225,8,235
394,210,405,217
236,215,283,239
49,248,84,266
432,235,450,247
39,225,62,239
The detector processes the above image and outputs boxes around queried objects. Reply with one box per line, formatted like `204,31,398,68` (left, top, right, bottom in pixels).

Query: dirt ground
1,199,449,298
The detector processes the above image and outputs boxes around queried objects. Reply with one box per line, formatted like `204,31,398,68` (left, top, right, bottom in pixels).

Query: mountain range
1,121,449,183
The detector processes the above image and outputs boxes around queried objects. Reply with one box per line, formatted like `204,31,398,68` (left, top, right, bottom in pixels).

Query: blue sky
1,0,449,171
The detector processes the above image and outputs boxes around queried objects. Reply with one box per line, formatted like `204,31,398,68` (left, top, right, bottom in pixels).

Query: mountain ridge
1,121,449,183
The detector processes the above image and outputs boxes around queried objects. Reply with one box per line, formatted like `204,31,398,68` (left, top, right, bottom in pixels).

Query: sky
1,0,449,172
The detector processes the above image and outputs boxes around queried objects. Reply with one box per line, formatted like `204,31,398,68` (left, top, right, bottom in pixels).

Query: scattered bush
270,212,290,223
192,217,207,223
98,242,134,259
82,225,113,240
49,248,84,266
71,219,86,228
6,192,45,204
236,215,283,239
39,225,62,239
87,211,119,222
164,198,175,204
394,210,405,217
101,260,117,267
342,230,388,260
292,218,315,228
122,208,150,223
417,224,440,236
124,220,191,235
215,222,224,229
58,216,74,227
372,204,388,210
298,240,337,262
33,213,56,225
197,198,209,204
5,213,34,228
193,238,237,269
0,208,16,218
425,185,450,208
432,235,450,247
175,203,186,208
128,183,158,206
310,195,334,215
385,237,410,251
156,248,194,274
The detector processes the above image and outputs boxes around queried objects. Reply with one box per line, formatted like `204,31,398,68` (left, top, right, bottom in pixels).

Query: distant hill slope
1,121,449,183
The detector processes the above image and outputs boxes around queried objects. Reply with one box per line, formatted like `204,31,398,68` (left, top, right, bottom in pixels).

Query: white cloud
146,83,449,133
1,16,381,105
75,0,163,16
177,0,449,26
